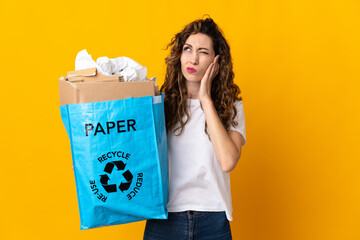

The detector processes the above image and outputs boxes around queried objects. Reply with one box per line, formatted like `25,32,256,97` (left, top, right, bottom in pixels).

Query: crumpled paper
75,49,148,82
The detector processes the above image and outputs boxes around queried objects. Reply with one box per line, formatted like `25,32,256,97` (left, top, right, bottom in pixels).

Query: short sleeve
229,100,246,146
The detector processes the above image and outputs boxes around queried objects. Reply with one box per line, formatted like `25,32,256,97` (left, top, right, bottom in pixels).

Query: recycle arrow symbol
100,174,117,193
100,174,110,184
100,161,132,193
104,161,126,174
119,170,133,192
113,161,126,170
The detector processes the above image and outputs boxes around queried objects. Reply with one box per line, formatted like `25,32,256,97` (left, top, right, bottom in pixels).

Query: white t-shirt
166,99,246,221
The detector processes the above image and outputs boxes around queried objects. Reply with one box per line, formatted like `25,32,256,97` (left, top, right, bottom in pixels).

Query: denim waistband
144,210,231,239
170,210,224,219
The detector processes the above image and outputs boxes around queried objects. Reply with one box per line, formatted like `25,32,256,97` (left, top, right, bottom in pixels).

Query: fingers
209,55,220,79
209,63,216,80
202,55,220,84
213,55,220,64
199,55,220,100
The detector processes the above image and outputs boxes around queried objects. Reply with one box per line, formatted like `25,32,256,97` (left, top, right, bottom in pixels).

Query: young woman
144,17,246,240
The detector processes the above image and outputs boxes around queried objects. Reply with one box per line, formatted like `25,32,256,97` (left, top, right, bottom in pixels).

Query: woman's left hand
199,55,220,103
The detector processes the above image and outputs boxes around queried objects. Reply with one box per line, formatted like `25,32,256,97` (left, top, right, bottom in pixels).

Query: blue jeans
143,211,232,240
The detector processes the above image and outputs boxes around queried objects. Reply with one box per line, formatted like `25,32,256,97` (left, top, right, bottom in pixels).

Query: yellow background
0,0,359,239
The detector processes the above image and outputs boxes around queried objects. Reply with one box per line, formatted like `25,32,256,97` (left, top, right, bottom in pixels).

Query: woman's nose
190,53,199,65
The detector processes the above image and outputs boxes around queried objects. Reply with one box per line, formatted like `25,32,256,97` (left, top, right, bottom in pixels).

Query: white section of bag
75,49,148,82
152,95,162,104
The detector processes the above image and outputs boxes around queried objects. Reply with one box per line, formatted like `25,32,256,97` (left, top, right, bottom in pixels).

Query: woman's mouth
187,67,197,73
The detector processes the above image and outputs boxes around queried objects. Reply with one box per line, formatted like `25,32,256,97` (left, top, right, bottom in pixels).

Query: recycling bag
60,95,168,230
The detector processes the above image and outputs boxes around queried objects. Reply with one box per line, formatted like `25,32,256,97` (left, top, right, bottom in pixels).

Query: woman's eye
183,47,191,51
200,52,209,55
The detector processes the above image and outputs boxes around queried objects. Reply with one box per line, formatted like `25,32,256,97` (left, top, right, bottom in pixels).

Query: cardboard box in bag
59,68,157,106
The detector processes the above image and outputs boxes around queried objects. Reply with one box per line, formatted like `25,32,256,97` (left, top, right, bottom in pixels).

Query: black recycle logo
100,161,133,193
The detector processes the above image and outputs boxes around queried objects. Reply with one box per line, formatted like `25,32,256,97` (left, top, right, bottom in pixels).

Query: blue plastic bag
60,95,168,230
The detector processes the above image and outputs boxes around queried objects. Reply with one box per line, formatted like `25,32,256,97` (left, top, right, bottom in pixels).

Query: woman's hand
199,55,219,103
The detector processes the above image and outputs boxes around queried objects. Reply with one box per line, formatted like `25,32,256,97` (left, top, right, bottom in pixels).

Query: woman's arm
201,99,244,172
199,55,244,172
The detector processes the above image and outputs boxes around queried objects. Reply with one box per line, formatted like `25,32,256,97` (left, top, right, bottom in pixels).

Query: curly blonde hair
161,17,242,136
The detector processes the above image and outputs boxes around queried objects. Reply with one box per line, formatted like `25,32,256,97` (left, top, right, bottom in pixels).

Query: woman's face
180,33,215,83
